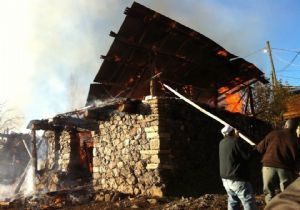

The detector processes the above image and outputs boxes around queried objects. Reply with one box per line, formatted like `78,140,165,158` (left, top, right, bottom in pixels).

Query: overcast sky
0,0,300,131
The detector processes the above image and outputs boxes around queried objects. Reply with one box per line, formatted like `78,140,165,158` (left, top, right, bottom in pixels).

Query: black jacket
219,136,253,181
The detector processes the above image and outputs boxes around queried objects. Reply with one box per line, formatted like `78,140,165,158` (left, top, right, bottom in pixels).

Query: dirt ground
1,193,266,210
60,194,266,210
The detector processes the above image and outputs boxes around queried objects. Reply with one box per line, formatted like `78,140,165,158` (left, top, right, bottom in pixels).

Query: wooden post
266,41,277,87
32,128,37,173
150,56,157,96
150,78,156,96
248,86,255,116
150,66,156,96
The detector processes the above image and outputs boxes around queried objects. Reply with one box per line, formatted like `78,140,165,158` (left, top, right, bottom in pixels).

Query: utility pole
266,41,278,87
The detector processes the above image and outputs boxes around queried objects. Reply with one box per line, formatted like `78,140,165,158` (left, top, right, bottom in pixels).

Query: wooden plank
52,117,99,131
0,201,10,206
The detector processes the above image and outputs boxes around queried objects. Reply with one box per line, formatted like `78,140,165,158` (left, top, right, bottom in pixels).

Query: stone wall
36,130,90,192
37,97,270,197
92,97,270,197
92,100,166,197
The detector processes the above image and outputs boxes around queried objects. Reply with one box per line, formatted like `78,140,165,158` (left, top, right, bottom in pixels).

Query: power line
281,51,300,71
277,74,300,80
242,48,264,59
230,48,263,61
272,52,300,70
271,48,300,53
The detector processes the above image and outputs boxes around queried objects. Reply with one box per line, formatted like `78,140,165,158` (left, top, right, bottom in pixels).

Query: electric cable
230,48,264,61
273,53,300,67
271,48,300,53
281,51,300,71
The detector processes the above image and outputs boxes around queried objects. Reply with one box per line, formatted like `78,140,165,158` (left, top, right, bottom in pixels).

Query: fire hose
163,84,256,146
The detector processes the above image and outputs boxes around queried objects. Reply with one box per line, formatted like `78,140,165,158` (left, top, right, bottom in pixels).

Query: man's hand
234,129,240,137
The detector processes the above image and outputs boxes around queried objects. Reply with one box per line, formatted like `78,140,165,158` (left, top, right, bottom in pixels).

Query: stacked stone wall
92,98,166,197
36,130,73,192
92,97,270,197
36,97,270,197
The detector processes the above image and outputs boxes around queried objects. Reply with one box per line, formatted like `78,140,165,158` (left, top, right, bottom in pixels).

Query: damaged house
28,2,270,198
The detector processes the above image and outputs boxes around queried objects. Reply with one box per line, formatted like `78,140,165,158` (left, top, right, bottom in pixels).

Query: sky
0,0,300,132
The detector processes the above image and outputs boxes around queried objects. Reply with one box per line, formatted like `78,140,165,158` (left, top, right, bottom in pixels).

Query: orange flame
78,132,93,172
217,50,229,57
53,196,63,204
219,87,243,113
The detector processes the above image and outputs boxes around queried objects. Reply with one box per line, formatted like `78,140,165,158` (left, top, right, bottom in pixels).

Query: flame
219,87,243,113
217,50,229,57
54,196,62,204
183,85,193,96
78,132,93,172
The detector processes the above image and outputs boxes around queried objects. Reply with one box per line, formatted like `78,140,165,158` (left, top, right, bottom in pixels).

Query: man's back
256,129,298,170
219,136,251,181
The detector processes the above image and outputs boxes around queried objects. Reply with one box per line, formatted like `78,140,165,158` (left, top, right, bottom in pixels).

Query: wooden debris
0,201,10,206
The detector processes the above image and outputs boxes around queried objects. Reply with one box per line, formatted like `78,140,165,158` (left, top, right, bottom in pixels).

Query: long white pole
163,84,256,146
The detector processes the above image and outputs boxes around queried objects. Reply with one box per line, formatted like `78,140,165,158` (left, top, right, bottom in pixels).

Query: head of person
221,125,235,137
284,118,300,131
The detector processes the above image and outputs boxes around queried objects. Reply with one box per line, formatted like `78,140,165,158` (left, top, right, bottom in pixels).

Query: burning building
24,2,270,200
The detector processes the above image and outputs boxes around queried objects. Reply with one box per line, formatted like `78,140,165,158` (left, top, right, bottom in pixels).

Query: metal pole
163,84,256,146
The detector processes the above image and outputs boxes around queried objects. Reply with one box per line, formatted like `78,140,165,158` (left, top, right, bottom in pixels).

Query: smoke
0,162,34,201
0,0,273,131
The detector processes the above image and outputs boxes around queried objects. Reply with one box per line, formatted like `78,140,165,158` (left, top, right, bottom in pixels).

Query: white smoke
0,0,274,131
0,163,34,201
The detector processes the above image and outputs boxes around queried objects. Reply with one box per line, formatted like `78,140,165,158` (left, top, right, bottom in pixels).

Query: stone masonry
37,97,270,197
92,97,270,197
36,130,78,192
92,97,167,197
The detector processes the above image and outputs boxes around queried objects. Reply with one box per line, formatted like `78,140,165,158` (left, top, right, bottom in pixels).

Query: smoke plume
0,0,272,131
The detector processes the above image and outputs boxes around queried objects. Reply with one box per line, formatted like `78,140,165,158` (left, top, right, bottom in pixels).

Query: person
264,177,300,210
255,118,299,204
219,125,257,210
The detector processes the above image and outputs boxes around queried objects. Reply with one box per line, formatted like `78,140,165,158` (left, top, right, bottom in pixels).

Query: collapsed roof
86,2,267,105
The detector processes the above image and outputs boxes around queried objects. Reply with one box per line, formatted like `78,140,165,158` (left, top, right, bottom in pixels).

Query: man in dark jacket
256,118,299,204
219,125,257,210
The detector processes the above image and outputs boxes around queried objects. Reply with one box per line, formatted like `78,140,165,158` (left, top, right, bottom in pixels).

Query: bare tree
252,81,292,128
0,103,23,133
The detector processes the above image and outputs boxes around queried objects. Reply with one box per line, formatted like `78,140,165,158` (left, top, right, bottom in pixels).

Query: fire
219,87,243,113
53,196,63,204
183,85,193,96
217,50,229,57
78,132,93,173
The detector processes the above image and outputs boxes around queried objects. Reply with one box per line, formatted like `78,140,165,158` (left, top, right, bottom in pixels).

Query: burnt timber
87,2,267,106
